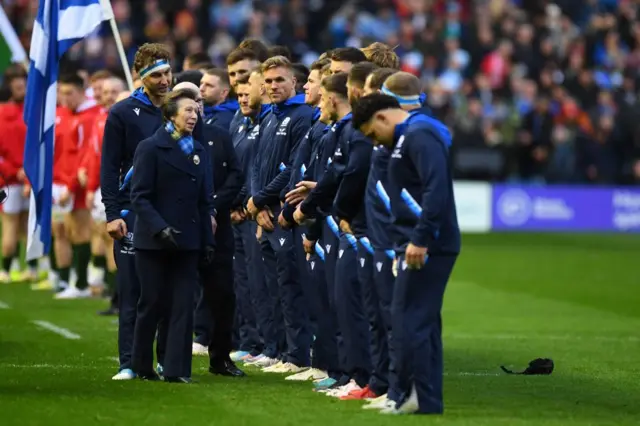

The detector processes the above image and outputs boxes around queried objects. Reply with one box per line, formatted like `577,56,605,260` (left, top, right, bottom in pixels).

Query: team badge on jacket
193,155,200,165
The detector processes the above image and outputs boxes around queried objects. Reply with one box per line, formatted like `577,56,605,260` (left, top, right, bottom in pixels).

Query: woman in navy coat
130,88,215,383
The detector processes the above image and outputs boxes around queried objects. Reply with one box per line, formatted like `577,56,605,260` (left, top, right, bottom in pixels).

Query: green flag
0,5,26,74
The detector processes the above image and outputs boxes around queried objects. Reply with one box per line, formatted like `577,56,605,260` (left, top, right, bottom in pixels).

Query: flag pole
99,0,134,91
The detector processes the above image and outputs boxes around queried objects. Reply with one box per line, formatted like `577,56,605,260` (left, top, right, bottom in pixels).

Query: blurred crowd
2,0,640,185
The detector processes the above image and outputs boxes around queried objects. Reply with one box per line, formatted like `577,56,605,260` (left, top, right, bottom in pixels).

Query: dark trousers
373,249,399,401
392,254,457,414
322,219,344,380
193,281,212,346
259,213,312,366
358,244,390,396
200,252,236,365
334,233,371,387
232,221,262,354
114,211,164,370
294,226,315,327
237,220,281,358
132,249,198,378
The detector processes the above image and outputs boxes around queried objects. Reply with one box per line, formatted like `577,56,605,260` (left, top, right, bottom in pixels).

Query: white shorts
91,188,106,223
3,184,29,214
52,183,74,222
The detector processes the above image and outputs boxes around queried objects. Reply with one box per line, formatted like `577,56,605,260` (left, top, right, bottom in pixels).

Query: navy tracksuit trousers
334,233,371,387
259,209,312,366
392,254,457,414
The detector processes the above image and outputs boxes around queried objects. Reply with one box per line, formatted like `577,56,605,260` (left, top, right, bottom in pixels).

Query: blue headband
381,85,421,105
139,59,170,80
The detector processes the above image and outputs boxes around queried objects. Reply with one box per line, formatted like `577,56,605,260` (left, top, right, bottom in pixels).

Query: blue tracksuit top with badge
299,113,355,218
386,112,460,255
204,99,239,131
251,94,313,209
365,106,436,250
230,104,272,208
101,88,164,223
332,128,373,237
280,108,325,222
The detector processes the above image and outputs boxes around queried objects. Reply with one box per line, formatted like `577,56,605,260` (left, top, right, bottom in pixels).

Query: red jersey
0,102,26,185
53,100,101,192
85,109,108,192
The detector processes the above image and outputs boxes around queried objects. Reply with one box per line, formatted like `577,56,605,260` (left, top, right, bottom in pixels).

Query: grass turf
0,233,639,425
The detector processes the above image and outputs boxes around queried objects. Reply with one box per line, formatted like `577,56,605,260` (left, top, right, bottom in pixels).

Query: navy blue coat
130,127,215,251
386,115,460,255
101,89,163,223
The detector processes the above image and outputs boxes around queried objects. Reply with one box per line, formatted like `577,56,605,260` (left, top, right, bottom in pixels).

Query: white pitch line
0,300,9,309
447,334,640,342
31,320,81,340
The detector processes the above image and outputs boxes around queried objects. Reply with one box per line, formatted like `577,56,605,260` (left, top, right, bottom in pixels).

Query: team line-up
0,39,460,416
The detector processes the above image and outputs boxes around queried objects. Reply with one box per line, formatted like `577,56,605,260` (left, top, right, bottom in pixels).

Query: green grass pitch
0,233,639,425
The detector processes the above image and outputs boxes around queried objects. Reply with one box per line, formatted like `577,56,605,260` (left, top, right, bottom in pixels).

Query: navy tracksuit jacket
203,100,239,131
231,104,284,359
386,112,459,414
250,94,315,366
100,88,165,372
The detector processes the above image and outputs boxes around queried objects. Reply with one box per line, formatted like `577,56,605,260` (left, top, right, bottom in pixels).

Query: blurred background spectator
2,0,640,185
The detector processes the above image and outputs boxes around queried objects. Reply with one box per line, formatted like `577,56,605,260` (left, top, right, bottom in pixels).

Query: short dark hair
237,38,269,62
162,89,198,122
348,61,378,87
3,64,27,83
330,47,367,64
226,48,259,66
352,93,401,130
204,68,231,88
310,58,330,72
174,70,203,87
292,63,309,82
369,68,397,91
321,72,348,99
184,52,210,67
268,45,292,60
58,72,85,89
133,43,171,73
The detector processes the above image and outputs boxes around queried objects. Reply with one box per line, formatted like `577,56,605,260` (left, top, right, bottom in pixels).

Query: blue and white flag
23,0,106,260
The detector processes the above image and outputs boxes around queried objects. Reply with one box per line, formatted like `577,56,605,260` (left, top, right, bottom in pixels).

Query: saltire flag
0,5,27,73
23,0,106,260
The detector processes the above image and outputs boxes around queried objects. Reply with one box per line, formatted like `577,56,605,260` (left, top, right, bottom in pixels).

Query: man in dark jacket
101,43,173,381
245,56,314,372
352,93,460,415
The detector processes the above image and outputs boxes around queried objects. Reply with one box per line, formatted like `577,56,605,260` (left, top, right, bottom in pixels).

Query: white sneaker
252,356,278,368
192,342,208,356
325,380,361,398
381,385,419,414
363,393,389,410
54,287,91,299
88,264,105,286
243,354,266,365
277,362,307,374
0,271,9,284
262,360,286,372
285,368,327,381
112,368,136,380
